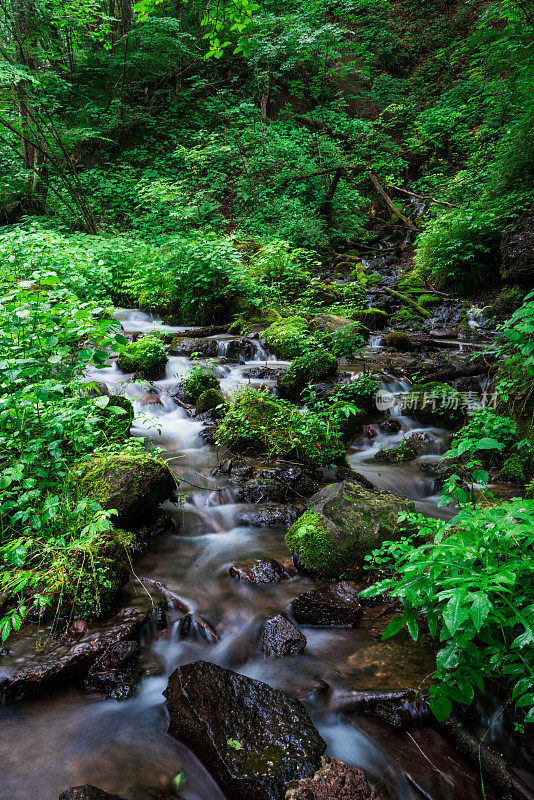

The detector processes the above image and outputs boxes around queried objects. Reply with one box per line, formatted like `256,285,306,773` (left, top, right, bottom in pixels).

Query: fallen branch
385,182,464,210
369,172,419,232
383,287,430,318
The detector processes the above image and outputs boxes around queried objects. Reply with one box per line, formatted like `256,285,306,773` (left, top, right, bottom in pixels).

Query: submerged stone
229,558,288,584
59,787,123,800
164,660,326,800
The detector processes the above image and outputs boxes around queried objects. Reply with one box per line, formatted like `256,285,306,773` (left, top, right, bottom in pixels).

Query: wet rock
82,640,140,700
379,418,402,435
78,453,175,528
164,660,326,800
0,593,160,704
59,787,123,800
223,338,257,362
236,504,300,528
291,583,363,627
229,558,288,584
286,479,415,578
257,614,306,658
170,337,218,357
501,204,534,286
243,366,285,380
140,392,162,405
235,478,286,503
285,757,376,800
174,612,220,643
69,620,89,637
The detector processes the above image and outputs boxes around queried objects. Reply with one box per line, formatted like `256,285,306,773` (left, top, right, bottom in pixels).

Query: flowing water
0,309,522,800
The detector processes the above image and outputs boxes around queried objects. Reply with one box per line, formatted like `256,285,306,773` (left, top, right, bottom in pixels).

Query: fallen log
383,286,430,317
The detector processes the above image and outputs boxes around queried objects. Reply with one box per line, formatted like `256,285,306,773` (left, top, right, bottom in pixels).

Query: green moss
500,453,526,485
79,451,175,526
526,479,534,499
285,511,342,575
263,316,310,359
409,381,465,428
352,308,388,329
418,293,442,308
374,440,418,463
278,349,338,400
386,331,413,351
391,308,416,326
117,335,167,379
196,388,225,414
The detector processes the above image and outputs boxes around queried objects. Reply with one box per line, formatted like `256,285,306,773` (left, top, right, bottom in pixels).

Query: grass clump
181,362,220,403
278,349,338,401
215,385,345,466
117,335,167,379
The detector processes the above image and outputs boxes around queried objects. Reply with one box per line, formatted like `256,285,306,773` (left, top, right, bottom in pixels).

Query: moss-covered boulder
278,349,338,401
373,439,418,463
196,388,225,414
310,313,353,334
386,331,413,352
409,381,465,428
285,479,415,577
500,453,526,485
417,293,442,309
181,367,220,403
79,452,175,527
352,308,388,329
117,335,167,379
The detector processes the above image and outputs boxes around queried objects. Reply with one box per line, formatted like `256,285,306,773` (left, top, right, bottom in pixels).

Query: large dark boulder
59,788,122,800
285,757,376,800
501,205,534,286
78,453,175,527
285,479,415,578
164,660,326,800
229,559,288,584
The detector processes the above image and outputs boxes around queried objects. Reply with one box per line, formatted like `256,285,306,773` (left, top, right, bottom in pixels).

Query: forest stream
1,299,532,800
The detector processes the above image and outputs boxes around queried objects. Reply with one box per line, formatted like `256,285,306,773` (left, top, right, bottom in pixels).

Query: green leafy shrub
181,362,220,403
278,349,338,401
215,385,345,466
117,335,167,379
409,382,465,428
330,323,368,358
362,500,534,726
263,316,311,359
450,409,520,466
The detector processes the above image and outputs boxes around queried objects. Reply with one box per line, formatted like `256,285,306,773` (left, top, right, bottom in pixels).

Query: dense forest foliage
0,0,533,740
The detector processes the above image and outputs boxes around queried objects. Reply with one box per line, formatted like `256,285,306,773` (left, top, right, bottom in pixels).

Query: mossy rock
351,309,388,329
409,382,465,428
286,479,416,577
278,349,338,401
500,453,526,485
373,440,418,463
417,293,442,309
117,335,167,379
79,452,175,527
310,313,354,334
196,388,225,414
526,479,534,499
386,331,413,352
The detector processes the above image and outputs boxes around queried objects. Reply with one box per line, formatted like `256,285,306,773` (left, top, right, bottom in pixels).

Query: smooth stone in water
229,558,288,584
164,660,326,800
257,614,306,659
59,786,123,800
291,583,363,628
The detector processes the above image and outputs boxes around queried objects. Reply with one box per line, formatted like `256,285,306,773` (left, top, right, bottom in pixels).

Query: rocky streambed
1,306,532,800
